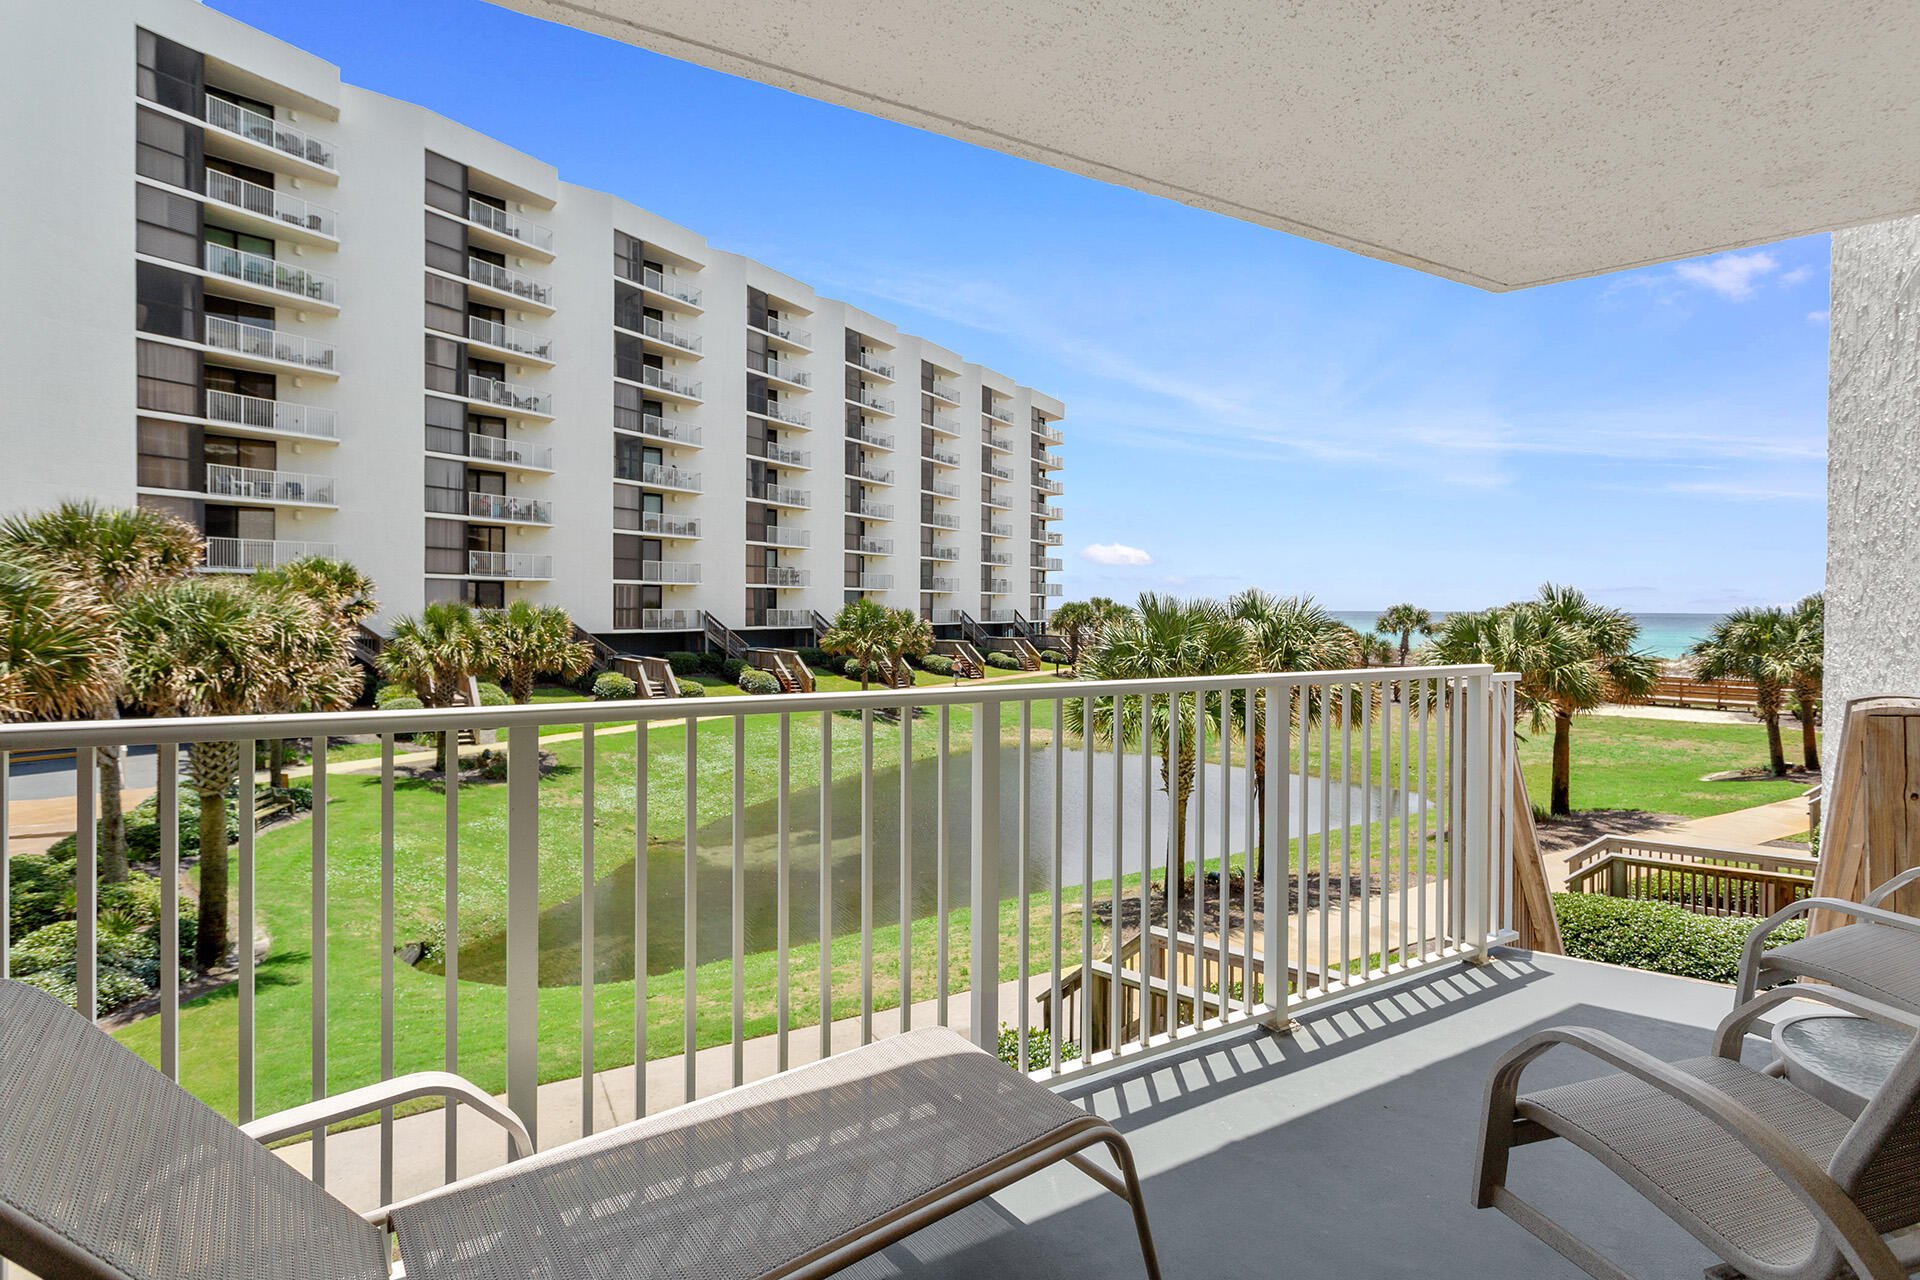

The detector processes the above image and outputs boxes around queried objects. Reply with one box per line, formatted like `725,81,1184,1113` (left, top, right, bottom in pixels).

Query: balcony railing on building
926,576,957,592
468,374,553,417
758,442,812,468
922,511,958,530
639,463,702,492
852,351,894,379
468,316,554,361
205,463,335,506
1036,477,1065,496
624,413,702,447
1034,501,1064,519
852,390,893,414
634,561,702,584
638,512,701,539
203,242,335,305
982,607,1017,622
926,379,962,404
637,266,702,308
984,431,1014,453
466,257,554,307
203,389,337,440
467,491,552,525
988,522,1016,539
931,606,966,622
849,424,894,450
1034,421,1064,444
983,487,1011,509
928,446,962,468
927,478,960,498
758,356,810,386
760,567,810,588
466,198,554,253
926,544,958,561
853,573,893,590
620,364,703,399
984,551,1012,566
200,536,335,572
636,315,701,354
202,92,336,170
983,403,1015,425
752,525,809,548
747,396,809,427
851,535,892,554
1035,448,1064,469
749,481,811,507
203,169,337,238
1042,582,1064,596
854,499,894,520
984,461,1013,481
985,579,1014,595
203,316,336,372
637,607,700,630
762,608,814,627
467,551,554,580
1044,530,1063,545
857,465,894,485
464,435,552,470
1041,556,1064,572
752,315,813,347
925,411,962,434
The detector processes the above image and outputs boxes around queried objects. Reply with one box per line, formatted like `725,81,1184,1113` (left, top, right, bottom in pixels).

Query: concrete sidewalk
1655,794,1813,849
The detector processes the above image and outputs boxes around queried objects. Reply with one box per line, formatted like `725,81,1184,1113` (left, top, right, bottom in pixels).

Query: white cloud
1672,250,1779,300
1664,480,1822,502
1781,266,1815,285
1807,309,1830,325
1080,542,1154,567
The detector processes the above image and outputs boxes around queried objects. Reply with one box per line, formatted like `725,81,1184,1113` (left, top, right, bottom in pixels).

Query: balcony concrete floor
841,950,1755,1280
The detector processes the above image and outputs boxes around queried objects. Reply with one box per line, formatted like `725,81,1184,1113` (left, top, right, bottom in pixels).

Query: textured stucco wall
1827,217,1920,716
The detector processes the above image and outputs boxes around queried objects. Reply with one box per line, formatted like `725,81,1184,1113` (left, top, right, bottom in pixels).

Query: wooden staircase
577,624,681,698
954,610,987,648
809,610,834,647
447,676,482,747
985,636,1043,671
933,639,986,678
748,647,815,693
352,622,385,668
703,611,748,662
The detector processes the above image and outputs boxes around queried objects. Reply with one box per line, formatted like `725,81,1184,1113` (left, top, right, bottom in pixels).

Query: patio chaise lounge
1736,866,1920,1021
0,980,1162,1280
1473,982,1920,1280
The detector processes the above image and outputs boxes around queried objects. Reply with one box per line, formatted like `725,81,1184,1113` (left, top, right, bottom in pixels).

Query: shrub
381,694,424,712
739,669,782,695
1040,649,1070,665
697,651,726,675
720,657,749,685
797,648,829,667
593,671,637,701
47,792,240,865
995,1023,1080,1072
374,683,421,709
921,654,954,676
476,681,510,707
986,651,1022,670
666,651,703,676
1552,893,1807,984
676,683,707,697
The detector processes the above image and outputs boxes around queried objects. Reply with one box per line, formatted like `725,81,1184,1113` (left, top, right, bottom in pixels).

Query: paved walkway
1654,794,1813,849
1592,703,1756,725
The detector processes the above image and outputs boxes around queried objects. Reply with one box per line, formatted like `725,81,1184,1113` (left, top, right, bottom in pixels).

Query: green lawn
1514,715,1814,818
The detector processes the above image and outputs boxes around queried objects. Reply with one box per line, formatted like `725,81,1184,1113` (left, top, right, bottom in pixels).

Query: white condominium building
3,0,1064,650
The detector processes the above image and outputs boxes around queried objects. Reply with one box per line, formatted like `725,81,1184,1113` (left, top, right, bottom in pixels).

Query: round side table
1771,1011,1915,1117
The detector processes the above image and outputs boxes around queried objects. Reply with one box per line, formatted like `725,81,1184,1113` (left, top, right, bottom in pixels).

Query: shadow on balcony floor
842,950,1748,1279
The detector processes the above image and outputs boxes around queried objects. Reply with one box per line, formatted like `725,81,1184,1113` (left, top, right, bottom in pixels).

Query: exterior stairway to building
703,611,748,661
748,648,815,693
934,638,986,678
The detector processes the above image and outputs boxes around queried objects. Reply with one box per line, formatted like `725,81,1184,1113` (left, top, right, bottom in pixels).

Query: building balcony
849,424,894,450
203,389,338,441
986,521,1015,539
626,314,701,356
749,481,811,508
634,266,702,310
622,413,702,447
984,550,1012,566
854,499,894,520
467,491,552,525
636,463,703,494
857,465,894,485
631,561,703,584
1034,501,1064,519
620,363,703,402
1034,447,1063,470
759,567,810,588
1034,421,1064,444
638,512,701,540
850,389,894,415
1042,531,1063,546
1040,557,1064,572
924,411,962,436
928,446,962,468
758,442,812,469
922,511,958,530
925,379,963,406
984,461,1013,481
202,92,336,174
985,579,1014,595
467,551,554,580
984,431,1014,453
930,606,967,622
762,608,814,627
747,396,809,428
205,463,335,507
1041,582,1064,595
1036,476,1065,496
926,544,958,561
466,257,554,310
983,487,1012,509
750,315,813,350
850,535,892,555
750,526,810,549
200,537,334,572
983,402,1015,425
202,316,337,375
852,573,892,590
850,351,895,380
468,317,554,363
926,576,957,593
202,242,336,307
981,607,1017,622
202,169,337,242
467,374,554,419
462,435,553,471
465,198,554,255
757,355,810,388
926,478,961,498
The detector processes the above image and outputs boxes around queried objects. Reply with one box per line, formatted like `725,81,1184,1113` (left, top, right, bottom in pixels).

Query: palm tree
1065,594,1247,892
1048,600,1102,667
119,580,346,970
1690,606,1798,777
252,556,377,784
1375,604,1435,666
883,607,933,685
1429,584,1657,816
820,598,895,690
1785,593,1823,771
1230,590,1357,875
0,554,118,722
378,602,491,770
0,501,202,882
480,601,593,703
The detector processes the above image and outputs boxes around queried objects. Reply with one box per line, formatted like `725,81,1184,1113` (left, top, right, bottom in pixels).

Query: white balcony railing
982,608,1017,622
753,315,813,347
467,198,553,252
467,551,554,580
987,523,1016,539
636,315,702,354
466,257,553,307
1042,582,1064,596
203,316,337,372
855,499,894,520
853,573,893,590
752,525,810,548
467,491,552,525
761,443,812,468
468,316,554,361
468,374,553,417
202,93,336,170
628,365,703,400
851,390,893,414
640,463,703,492
926,379,962,404
634,561,703,584
758,356,810,386
200,537,334,572
984,403,1015,425
761,567,810,588
638,512,701,539
203,389,337,439
984,551,1012,566
1034,502,1064,519
1041,557,1064,572
1036,477,1065,496
638,267,702,307
464,435,552,470
1044,531,1063,545
1034,421,1064,444
984,462,1013,481
763,608,814,627
984,432,1014,453
985,579,1014,595
852,351,895,379
203,243,335,305
928,446,962,468
926,545,958,562
749,481,811,507
203,169,337,238
1035,448,1064,469
931,607,966,622
640,608,701,630
983,487,1012,509
926,576,957,593
205,463,335,506
748,397,809,427
926,478,960,498
624,413,702,447
923,511,958,529
925,411,962,434
849,425,894,450
852,536,892,555
857,466,894,485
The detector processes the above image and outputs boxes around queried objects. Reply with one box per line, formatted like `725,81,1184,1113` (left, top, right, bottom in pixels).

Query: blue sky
212,0,1830,615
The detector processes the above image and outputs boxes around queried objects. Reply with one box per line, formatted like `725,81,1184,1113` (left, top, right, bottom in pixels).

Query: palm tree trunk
97,746,129,883
1550,710,1574,817
1399,636,1411,666
1250,694,1267,879
1765,713,1788,777
268,738,287,790
187,739,239,971
1794,685,1820,770
513,666,532,703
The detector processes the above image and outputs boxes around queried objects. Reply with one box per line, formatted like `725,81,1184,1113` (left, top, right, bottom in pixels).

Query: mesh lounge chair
1735,867,1920,1020
1472,983,1920,1280
0,980,1161,1280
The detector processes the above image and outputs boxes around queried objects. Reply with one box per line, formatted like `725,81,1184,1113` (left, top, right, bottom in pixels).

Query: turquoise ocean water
1331,611,1722,661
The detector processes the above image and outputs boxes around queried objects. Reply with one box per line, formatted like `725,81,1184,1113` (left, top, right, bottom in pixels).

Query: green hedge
592,671,637,701
1553,893,1806,984
985,651,1022,670
921,654,955,676
739,668,782,695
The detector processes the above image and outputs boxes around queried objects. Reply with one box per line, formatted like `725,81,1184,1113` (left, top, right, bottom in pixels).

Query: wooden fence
1564,835,1815,917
